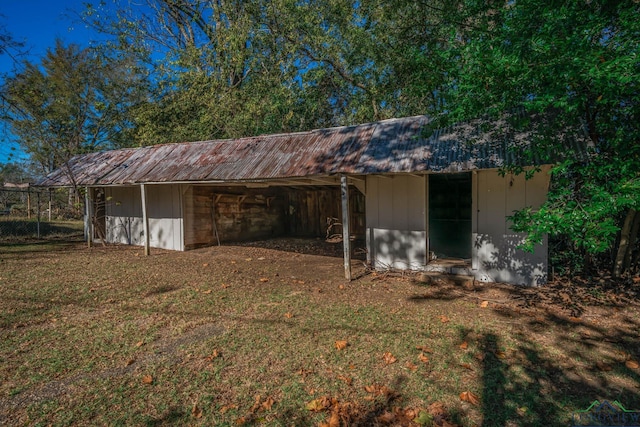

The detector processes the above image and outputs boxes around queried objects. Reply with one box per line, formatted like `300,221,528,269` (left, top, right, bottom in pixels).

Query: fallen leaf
382,352,397,365
480,300,489,308
192,403,203,418
202,263,209,267
415,410,434,425
460,363,473,370
494,350,507,359
221,283,230,289
596,361,613,371
235,416,247,425
125,358,135,366
377,411,395,423
135,341,144,348
259,278,269,283
339,284,345,290
364,385,377,393
327,410,340,427
404,408,418,420
206,349,220,360
439,315,450,323
284,312,294,319
416,345,433,353
459,341,468,350
337,375,353,386
202,289,212,294
427,401,447,417
335,340,348,350
220,404,238,414
460,391,480,406
405,361,418,372
142,374,153,384
625,360,639,370
261,396,275,411
306,397,330,412
418,353,430,363
257,257,265,260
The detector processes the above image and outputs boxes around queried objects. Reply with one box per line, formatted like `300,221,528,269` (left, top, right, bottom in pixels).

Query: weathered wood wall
183,185,365,249
284,187,365,238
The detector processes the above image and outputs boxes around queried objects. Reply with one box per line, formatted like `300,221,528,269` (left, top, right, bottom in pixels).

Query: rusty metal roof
38,114,586,187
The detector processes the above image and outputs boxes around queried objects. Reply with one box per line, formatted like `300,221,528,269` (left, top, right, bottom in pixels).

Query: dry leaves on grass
459,341,468,350
418,353,430,363
480,300,489,308
284,312,294,319
337,375,353,386
596,361,613,372
192,403,203,418
306,396,334,412
382,352,397,365
405,361,418,372
335,340,348,350
625,360,639,369
460,391,480,406
416,345,433,353
141,374,153,385
439,315,450,323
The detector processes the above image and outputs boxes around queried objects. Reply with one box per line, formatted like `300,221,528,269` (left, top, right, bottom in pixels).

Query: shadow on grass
409,281,640,426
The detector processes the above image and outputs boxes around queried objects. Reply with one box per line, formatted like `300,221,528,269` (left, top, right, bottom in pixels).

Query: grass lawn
0,239,639,426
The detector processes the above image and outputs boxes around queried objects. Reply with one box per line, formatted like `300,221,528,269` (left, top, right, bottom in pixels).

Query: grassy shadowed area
0,218,84,242
0,240,639,426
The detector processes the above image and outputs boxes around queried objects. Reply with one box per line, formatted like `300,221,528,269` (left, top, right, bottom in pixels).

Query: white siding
366,175,427,270
473,168,550,285
104,184,183,251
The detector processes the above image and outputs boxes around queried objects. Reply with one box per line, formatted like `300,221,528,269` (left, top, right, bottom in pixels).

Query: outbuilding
39,114,580,285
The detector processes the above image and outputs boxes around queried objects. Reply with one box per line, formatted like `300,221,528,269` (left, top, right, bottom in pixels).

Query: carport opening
428,172,472,260
183,184,365,255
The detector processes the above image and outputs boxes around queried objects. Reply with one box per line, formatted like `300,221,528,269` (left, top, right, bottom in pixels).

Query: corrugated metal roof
38,114,587,187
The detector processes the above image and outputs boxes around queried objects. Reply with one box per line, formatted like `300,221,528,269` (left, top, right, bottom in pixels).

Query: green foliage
429,0,640,266
1,40,149,175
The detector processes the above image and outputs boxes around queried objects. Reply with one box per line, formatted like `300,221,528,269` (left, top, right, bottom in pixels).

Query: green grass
0,240,638,426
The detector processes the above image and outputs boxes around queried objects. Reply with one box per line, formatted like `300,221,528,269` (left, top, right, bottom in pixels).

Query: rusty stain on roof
38,114,586,187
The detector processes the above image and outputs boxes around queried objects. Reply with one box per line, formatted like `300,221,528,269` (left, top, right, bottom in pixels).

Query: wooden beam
140,184,150,256
85,187,93,248
341,175,352,281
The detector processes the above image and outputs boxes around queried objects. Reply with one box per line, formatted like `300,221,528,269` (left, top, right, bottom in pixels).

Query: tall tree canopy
1,40,148,185
82,0,455,143
428,0,640,274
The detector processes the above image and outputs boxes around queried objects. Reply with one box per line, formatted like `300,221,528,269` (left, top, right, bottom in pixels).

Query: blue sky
0,0,101,163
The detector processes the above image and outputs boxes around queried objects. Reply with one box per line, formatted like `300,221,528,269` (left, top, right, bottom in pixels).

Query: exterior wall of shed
473,168,550,286
365,169,551,285
366,175,428,270
103,185,183,251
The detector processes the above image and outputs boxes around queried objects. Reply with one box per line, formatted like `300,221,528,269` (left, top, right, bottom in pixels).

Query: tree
424,0,640,276
82,0,456,141
1,40,149,200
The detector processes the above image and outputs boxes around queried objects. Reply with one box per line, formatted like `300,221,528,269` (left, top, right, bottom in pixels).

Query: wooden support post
341,175,352,281
36,191,41,239
140,184,150,256
85,187,93,248
48,189,52,221
27,188,31,219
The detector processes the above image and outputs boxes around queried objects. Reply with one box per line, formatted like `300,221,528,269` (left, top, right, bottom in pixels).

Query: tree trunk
624,210,640,274
613,208,637,278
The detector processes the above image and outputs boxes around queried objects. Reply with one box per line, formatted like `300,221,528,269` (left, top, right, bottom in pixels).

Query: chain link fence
0,184,85,241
